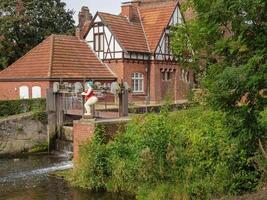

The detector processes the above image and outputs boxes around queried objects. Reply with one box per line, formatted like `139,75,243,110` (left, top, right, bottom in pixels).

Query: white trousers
84,96,98,115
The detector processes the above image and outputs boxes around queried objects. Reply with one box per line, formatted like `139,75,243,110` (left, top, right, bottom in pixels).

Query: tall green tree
0,0,75,69
172,0,267,143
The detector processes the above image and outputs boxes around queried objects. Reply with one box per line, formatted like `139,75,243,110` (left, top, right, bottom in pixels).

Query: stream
0,153,131,200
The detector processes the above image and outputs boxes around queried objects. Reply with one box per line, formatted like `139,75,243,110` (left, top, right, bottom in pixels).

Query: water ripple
0,161,73,183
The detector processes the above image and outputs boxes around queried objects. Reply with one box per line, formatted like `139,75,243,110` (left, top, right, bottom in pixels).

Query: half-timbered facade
79,0,195,103
0,0,195,103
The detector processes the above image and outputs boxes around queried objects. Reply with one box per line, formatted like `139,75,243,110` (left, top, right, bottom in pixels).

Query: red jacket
85,89,94,101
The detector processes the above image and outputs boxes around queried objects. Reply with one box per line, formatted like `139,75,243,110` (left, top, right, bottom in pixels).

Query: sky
62,0,123,24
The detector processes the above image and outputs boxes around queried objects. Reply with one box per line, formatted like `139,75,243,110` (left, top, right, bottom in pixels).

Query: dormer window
94,33,104,51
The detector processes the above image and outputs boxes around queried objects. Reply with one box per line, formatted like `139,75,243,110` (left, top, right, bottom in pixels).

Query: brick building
0,0,195,103
0,35,115,100
78,0,195,103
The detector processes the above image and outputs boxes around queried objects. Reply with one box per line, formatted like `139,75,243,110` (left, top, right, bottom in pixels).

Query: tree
0,0,75,69
171,0,267,143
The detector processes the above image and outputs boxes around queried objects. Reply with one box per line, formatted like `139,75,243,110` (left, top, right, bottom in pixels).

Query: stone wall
0,113,47,156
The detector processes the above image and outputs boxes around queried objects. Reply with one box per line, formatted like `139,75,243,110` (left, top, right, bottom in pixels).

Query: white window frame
32,86,41,99
132,72,144,93
19,86,29,99
181,69,190,82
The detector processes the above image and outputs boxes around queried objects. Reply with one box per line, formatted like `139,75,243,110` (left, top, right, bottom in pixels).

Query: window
94,33,104,51
181,69,190,82
161,69,174,81
32,86,41,99
162,71,171,81
132,73,144,93
19,86,29,99
164,33,170,54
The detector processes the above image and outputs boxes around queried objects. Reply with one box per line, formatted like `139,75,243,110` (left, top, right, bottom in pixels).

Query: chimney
121,3,134,21
78,6,93,30
75,27,81,39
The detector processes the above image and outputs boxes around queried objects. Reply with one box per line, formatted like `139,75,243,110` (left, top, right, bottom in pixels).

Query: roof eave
0,76,117,82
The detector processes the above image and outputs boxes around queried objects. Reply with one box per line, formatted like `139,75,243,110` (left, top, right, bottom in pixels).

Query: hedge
0,99,46,117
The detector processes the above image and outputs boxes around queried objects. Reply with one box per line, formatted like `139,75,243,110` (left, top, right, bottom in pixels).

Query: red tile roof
91,1,180,54
0,35,116,80
98,12,150,53
139,1,178,52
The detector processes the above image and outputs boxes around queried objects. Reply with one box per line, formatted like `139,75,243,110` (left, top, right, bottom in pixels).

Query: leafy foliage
0,0,75,69
171,0,267,142
0,98,46,117
71,125,111,191
71,107,264,199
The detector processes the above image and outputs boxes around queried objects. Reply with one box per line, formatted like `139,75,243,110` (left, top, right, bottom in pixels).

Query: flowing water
0,153,131,200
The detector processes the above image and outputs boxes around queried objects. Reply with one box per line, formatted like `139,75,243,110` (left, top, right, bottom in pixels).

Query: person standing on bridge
81,81,98,116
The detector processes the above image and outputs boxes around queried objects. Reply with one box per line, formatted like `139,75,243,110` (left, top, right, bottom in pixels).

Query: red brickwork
150,62,193,103
73,121,95,162
106,61,148,103
0,1,194,103
107,60,192,104
72,119,129,163
0,81,49,100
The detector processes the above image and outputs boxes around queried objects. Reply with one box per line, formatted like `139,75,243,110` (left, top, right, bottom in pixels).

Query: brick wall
73,120,95,161
106,61,148,103
123,62,148,103
72,118,130,163
0,81,50,100
105,61,124,82
106,60,193,104
150,62,193,103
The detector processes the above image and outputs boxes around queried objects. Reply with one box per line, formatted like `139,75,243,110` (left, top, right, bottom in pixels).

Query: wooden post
118,81,129,117
122,89,129,117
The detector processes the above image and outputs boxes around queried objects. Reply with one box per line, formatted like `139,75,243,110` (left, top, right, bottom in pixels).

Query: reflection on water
0,154,132,200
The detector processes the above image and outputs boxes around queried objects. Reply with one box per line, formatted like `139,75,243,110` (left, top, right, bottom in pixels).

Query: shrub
71,107,263,199
0,99,46,117
71,126,110,191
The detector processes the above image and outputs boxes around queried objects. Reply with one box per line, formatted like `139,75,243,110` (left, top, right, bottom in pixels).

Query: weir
46,81,131,155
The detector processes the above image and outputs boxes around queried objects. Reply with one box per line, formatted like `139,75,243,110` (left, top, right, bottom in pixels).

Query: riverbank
70,106,267,200
0,153,133,200
231,186,267,200
58,169,267,200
